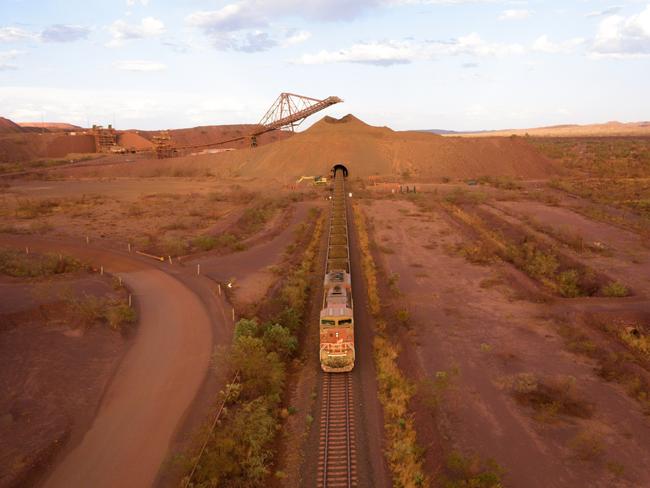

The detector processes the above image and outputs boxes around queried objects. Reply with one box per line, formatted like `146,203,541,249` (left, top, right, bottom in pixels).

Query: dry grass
0,248,85,277
557,322,650,414
510,373,593,422
354,204,428,487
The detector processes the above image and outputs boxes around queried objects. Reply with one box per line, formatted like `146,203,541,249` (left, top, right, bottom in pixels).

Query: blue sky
1,0,649,131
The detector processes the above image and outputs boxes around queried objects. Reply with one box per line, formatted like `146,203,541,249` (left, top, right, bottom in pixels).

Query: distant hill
0,117,24,134
17,122,83,131
438,121,650,138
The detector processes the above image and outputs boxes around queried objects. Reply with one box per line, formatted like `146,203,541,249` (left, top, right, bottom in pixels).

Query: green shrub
557,269,582,298
601,281,629,297
231,335,285,401
234,318,261,338
191,397,277,486
509,242,559,279
0,248,83,277
161,236,188,256
192,235,217,251
15,199,59,219
192,233,244,253
263,323,298,359
441,451,504,488
105,302,137,330
273,307,302,333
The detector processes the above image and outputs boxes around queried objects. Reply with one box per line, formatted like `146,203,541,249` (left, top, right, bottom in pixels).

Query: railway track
318,372,357,487
317,168,357,487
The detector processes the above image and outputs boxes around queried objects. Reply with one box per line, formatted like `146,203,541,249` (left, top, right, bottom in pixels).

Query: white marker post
197,264,200,276
86,236,90,245
100,266,104,275
128,243,132,253
128,294,132,307
232,308,235,322
218,284,221,296
25,246,29,254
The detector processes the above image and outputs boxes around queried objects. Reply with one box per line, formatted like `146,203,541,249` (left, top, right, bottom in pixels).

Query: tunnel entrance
331,164,349,178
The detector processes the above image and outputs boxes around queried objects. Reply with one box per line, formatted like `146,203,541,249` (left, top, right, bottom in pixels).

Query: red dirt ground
365,196,650,487
0,269,128,488
0,237,215,488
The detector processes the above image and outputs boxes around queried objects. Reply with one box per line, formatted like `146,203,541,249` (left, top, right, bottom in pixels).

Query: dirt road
0,236,214,488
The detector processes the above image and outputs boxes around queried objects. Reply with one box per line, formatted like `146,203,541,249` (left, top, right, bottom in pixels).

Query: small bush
441,451,504,488
230,335,285,401
15,199,59,219
601,281,629,297
0,248,83,277
192,233,244,253
262,323,298,359
234,318,261,338
192,235,217,251
460,242,494,265
511,373,593,421
105,302,137,331
569,430,604,461
557,269,582,298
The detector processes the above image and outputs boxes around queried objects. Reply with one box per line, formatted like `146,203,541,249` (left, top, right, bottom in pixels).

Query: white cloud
296,34,524,65
41,25,90,43
389,0,509,5
0,85,258,129
532,35,585,54
585,5,622,18
0,50,22,70
281,30,311,46
186,0,381,48
0,27,36,43
113,60,166,71
186,4,266,32
107,17,165,47
126,0,150,6
1,25,92,44
592,5,650,57
499,9,531,21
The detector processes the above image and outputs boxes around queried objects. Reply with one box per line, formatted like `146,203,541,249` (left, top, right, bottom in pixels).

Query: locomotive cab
320,270,355,372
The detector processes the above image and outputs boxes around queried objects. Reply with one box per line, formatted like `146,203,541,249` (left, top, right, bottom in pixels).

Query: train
319,167,355,372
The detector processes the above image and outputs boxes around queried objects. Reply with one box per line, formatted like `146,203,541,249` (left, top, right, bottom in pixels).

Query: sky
0,0,649,131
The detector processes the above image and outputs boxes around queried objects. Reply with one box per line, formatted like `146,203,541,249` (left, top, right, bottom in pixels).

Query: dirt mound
139,124,292,150
0,117,24,134
0,133,96,163
207,114,557,180
118,131,153,150
17,122,83,132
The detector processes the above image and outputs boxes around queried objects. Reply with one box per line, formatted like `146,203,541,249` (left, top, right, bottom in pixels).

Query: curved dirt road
0,237,213,488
